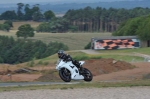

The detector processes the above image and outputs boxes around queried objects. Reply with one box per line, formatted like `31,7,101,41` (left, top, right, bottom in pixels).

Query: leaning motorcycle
56,59,93,82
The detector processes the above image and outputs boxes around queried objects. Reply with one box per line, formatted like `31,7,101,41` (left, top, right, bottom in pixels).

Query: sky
0,0,135,4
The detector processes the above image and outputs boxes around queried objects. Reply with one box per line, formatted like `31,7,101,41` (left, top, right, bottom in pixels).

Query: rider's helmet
57,50,64,58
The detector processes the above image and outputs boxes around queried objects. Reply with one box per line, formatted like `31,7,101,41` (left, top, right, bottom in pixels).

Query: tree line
36,6,150,33
64,6,150,32
0,36,68,64
0,3,55,21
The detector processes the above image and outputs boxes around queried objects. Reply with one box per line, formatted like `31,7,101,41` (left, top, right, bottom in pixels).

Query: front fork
78,67,84,74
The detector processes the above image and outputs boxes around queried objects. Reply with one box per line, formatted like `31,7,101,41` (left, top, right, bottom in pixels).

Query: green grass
1,80,150,92
28,49,148,66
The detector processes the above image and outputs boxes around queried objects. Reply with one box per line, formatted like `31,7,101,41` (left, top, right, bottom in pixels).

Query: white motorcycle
56,59,93,82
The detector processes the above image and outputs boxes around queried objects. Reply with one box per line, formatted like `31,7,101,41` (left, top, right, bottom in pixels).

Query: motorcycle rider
57,50,82,69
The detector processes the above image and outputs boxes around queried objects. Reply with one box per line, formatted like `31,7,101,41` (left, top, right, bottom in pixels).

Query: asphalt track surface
0,82,79,87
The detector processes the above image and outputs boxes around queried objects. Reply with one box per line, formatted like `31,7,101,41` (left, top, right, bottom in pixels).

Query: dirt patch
0,74,42,82
93,62,150,81
0,65,44,82
84,58,135,76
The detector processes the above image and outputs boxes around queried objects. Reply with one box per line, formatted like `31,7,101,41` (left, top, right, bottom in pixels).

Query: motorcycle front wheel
82,68,93,82
59,68,71,82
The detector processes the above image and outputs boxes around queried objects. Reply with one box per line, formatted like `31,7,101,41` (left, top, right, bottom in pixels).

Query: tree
16,24,34,39
113,15,150,41
32,11,43,21
44,10,55,21
112,17,142,36
36,18,70,33
0,10,17,20
0,24,10,32
32,4,43,21
51,18,69,32
3,24,10,32
137,16,150,41
24,4,32,20
0,57,3,63
17,3,24,20
0,20,12,32
36,22,50,32
4,20,13,27
84,42,91,49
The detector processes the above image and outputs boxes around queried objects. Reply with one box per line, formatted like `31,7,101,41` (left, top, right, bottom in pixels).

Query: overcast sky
0,0,135,4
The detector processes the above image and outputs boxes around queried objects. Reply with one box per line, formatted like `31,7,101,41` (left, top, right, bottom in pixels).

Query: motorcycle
56,59,93,82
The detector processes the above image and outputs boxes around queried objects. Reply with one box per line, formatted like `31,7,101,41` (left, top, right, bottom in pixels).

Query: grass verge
0,80,150,92
98,47,150,55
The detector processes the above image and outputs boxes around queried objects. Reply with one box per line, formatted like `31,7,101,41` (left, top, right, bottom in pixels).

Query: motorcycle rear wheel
59,68,71,82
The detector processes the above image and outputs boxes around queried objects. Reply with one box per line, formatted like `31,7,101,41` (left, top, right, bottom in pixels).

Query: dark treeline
0,3,55,21
64,7,150,32
37,6,150,33
0,36,68,64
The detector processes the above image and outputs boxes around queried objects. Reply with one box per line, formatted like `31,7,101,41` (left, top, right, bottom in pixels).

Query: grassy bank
34,49,147,65
97,47,150,55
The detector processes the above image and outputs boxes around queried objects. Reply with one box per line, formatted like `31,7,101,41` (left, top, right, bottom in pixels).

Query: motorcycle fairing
79,61,85,65
56,60,84,80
